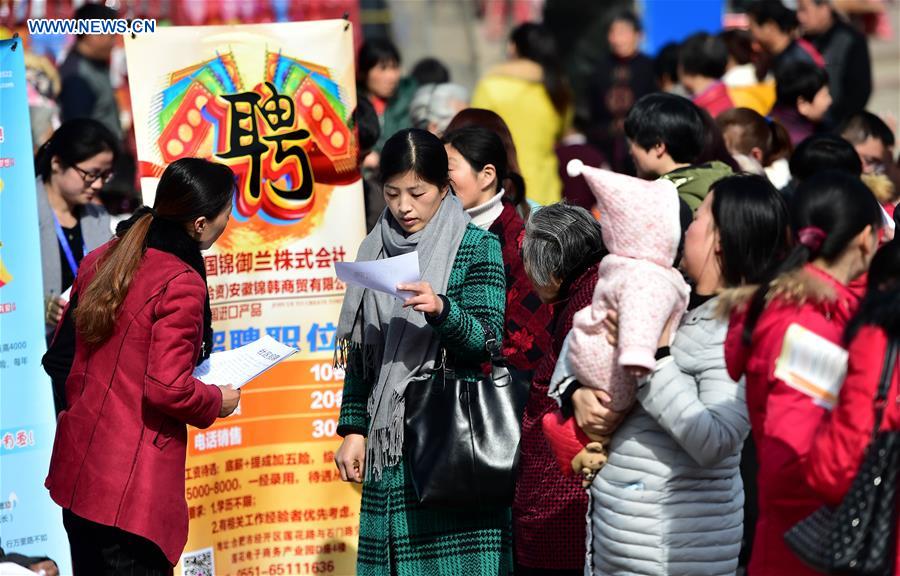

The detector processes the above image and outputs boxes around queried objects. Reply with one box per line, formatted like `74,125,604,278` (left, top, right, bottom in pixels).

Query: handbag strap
872,337,900,436
483,326,507,366
441,323,507,380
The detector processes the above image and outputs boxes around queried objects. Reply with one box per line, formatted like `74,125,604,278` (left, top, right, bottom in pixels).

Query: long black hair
442,125,525,201
444,108,526,208
790,134,862,182
379,128,449,190
509,23,571,114
775,61,829,108
846,239,900,341
742,170,883,345
711,174,792,288
76,158,234,346
35,118,120,182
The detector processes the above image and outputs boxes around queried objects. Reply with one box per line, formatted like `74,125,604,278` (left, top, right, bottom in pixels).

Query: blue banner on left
0,37,71,574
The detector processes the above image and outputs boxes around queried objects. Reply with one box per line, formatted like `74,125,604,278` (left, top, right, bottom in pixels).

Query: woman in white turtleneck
445,134,506,229
443,125,552,378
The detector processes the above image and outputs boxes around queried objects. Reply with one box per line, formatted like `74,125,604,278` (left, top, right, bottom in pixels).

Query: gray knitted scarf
335,193,470,480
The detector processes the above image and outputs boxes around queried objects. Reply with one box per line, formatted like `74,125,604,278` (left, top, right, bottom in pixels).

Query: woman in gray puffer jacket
564,175,791,575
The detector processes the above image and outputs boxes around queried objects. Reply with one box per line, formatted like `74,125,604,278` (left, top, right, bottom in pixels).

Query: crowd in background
342,1,900,575
5,0,900,575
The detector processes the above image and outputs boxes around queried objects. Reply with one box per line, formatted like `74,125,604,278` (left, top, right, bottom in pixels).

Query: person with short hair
653,42,686,96
840,111,896,175
679,32,735,118
841,112,900,216
747,0,825,75
624,93,732,212
770,60,832,146
789,133,862,182
409,83,469,136
357,39,417,152
409,57,450,86
516,203,606,575
797,0,872,128
58,2,122,139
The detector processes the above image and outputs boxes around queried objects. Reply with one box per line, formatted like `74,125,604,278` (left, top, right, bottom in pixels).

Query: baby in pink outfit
544,160,690,476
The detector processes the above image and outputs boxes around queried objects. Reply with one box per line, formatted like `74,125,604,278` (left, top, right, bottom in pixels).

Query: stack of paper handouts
193,335,297,389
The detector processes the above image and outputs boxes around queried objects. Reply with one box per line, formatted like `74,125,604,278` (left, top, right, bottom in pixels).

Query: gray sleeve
548,332,578,404
635,322,749,467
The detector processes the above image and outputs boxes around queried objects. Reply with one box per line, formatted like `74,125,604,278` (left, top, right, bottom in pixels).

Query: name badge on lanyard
52,213,86,276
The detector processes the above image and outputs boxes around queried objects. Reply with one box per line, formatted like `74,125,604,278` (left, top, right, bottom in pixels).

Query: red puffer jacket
723,264,860,576
45,242,223,565
807,324,900,574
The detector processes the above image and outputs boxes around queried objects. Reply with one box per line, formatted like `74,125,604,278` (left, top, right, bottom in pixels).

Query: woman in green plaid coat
334,129,511,576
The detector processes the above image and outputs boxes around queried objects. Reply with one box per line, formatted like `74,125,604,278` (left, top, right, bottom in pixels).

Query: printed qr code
182,547,215,576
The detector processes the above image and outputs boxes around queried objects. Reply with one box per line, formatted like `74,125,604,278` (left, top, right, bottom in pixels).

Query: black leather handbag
403,328,531,508
784,337,900,575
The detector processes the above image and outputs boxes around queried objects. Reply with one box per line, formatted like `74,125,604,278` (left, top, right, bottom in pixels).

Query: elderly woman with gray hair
409,83,469,136
513,203,606,575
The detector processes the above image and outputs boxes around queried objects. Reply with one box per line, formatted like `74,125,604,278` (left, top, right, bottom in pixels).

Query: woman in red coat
43,158,242,575
723,170,883,576
806,238,900,574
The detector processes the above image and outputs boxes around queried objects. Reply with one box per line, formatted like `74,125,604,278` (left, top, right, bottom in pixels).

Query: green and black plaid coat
337,224,512,576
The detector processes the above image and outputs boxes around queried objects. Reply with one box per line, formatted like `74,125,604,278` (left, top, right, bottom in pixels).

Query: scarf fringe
334,338,380,383
365,391,406,482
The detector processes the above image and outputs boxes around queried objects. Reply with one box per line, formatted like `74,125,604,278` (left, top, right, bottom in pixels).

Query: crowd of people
11,0,900,575
337,2,900,576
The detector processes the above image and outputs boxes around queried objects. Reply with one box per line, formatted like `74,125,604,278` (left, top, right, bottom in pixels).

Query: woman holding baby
529,172,790,575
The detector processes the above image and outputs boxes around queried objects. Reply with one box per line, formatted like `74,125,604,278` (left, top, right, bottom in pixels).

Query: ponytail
74,158,234,347
715,108,793,168
443,125,518,202
741,170,883,345
510,23,572,115
764,117,793,165
75,211,153,345
444,109,527,210
504,171,527,208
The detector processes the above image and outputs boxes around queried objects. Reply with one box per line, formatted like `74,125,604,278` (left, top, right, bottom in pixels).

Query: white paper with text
774,323,849,409
193,335,297,389
334,251,420,299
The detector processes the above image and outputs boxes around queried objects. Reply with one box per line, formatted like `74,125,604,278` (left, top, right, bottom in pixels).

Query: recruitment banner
0,38,72,573
125,21,366,576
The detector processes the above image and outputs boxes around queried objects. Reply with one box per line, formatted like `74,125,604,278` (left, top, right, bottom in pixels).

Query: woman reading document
43,158,242,575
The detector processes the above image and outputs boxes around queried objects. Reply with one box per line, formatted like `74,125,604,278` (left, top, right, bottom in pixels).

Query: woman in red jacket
806,238,900,573
43,157,242,575
723,170,883,576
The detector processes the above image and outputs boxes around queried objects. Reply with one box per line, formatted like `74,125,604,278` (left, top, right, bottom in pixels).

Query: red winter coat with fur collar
723,264,860,576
